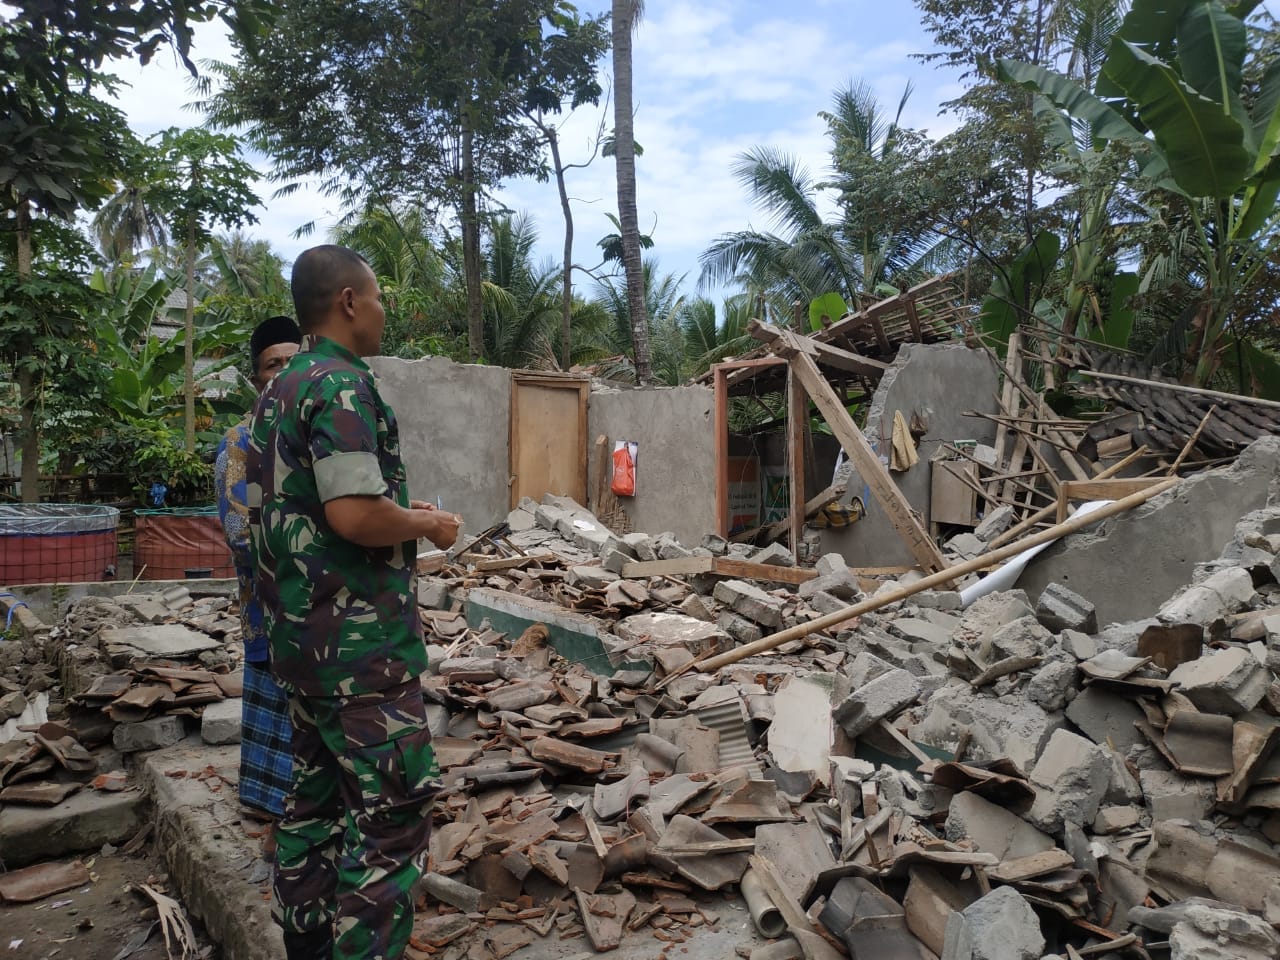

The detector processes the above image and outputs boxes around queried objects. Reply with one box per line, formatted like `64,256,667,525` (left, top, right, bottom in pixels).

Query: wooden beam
1078,369,1280,410
730,478,849,545
1055,477,1169,523
787,366,806,562
781,338,947,573
746,318,889,377
619,556,821,585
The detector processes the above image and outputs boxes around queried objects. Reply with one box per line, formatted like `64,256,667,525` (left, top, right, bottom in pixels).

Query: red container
0,505,120,584
134,509,235,580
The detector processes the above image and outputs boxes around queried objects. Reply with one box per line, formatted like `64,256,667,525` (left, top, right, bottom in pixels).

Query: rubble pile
403,492,1280,959
6,477,1280,960
0,588,244,809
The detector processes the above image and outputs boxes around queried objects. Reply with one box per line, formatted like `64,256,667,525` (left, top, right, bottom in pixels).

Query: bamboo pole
1077,369,1280,410
679,477,1179,676
1168,404,1217,476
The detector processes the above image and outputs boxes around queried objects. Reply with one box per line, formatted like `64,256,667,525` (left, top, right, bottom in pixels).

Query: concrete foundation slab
0,785,147,868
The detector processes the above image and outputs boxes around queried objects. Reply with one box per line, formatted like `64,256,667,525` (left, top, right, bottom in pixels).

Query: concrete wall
369,356,513,529
821,342,1001,567
370,356,717,540
1018,436,1280,625
588,384,716,543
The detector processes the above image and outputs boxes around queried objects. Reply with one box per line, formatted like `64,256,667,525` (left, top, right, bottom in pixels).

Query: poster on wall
727,456,761,534
762,465,789,524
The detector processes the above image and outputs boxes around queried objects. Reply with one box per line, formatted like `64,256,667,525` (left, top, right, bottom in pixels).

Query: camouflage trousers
273,679,440,960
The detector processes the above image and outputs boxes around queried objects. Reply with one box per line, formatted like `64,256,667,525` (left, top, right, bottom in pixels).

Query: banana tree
1000,0,1280,390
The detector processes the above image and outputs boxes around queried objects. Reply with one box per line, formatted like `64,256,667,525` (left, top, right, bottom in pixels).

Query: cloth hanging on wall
890,410,920,472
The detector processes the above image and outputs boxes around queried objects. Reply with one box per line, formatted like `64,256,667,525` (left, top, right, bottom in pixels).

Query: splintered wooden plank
784,345,946,573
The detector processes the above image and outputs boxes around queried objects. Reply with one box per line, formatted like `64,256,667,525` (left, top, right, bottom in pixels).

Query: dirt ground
0,842,220,960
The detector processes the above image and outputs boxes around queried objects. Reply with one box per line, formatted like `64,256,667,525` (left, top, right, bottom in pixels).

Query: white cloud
95,0,969,298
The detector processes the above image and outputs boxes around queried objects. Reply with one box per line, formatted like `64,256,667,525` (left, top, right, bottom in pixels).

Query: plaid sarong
240,660,293,817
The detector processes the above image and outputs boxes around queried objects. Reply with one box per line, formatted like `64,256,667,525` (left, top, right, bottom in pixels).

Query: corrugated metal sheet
697,699,762,779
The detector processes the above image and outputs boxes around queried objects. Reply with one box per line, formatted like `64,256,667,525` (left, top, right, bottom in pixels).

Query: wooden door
509,374,589,508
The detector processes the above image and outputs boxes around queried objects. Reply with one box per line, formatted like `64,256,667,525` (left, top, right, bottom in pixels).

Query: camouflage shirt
246,334,425,697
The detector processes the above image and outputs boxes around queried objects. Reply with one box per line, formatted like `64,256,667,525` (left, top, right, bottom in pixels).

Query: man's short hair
249,315,302,374
291,245,373,332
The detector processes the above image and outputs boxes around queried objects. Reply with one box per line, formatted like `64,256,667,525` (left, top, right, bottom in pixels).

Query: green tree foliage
200,0,607,365
1000,0,1280,391
146,126,260,452
700,82,956,310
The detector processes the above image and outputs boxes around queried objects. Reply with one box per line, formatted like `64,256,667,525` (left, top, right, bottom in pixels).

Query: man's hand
411,502,460,549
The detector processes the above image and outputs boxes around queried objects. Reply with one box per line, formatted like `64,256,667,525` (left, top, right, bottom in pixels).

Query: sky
101,0,970,301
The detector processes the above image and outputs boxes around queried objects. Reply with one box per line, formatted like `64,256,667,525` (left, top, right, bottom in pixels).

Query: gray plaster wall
588,384,716,543
821,342,1000,567
369,356,512,529
1017,436,1280,625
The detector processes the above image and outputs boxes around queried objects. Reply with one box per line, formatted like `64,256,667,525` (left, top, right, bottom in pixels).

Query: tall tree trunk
15,199,38,503
547,126,574,370
611,0,653,384
184,214,197,453
461,119,484,362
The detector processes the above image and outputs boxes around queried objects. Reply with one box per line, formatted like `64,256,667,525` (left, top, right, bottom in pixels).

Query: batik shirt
246,334,425,698
215,416,269,663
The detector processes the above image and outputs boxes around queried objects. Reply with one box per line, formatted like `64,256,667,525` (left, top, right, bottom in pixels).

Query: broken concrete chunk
941,886,1044,960
913,684,1062,772
1169,903,1280,960
614,611,728,658
1035,582,1098,634
1026,729,1110,832
1168,646,1267,714
973,505,1015,542
748,542,795,567
712,579,784,627
1025,659,1077,712
1159,566,1256,626
767,674,836,784
113,715,185,753
717,611,763,645
1058,629,1097,661
200,698,241,745
832,668,920,738
1064,686,1146,754
987,615,1053,662
797,570,862,602
1093,805,1143,835
944,793,1054,861
1140,769,1217,822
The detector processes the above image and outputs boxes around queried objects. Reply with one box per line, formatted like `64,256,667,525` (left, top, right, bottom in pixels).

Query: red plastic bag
611,444,636,497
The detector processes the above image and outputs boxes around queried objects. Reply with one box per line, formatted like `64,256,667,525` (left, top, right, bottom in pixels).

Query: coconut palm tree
92,181,168,264
700,82,955,312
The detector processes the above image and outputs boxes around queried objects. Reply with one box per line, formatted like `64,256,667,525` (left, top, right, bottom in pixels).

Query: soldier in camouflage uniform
247,245,460,960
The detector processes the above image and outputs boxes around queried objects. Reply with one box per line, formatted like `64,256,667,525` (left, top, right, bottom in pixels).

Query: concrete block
623,532,656,561
942,886,1044,960
1093,805,1142,835
417,579,451,609
973,505,1015,542
954,591,1035,648
844,651,896,689
566,565,620,590
505,507,537,532
889,617,954,648
614,612,727,658
1065,686,1146,754
600,545,634,575
944,532,986,559
572,523,611,554
913,590,963,612
711,579,784,627
797,570,861,601
534,503,569,531
678,594,714,622
717,611,763,645
768,675,837,784
807,591,852,616
655,533,692,560
832,668,921,737
0,786,147,867
699,533,728,556
200,698,242,745
988,615,1053,661
748,541,795,567
1025,659,1077,712
1140,769,1216,822
913,684,1063,773
814,553,849,578
1059,630,1097,661
1104,749,1144,805
101,625,221,667
1160,566,1256,625
945,792,1055,860
1035,582,1098,634
1168,646,1268,714
1170,903,1280,960
113,715,185,753
1026,729,1110,832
